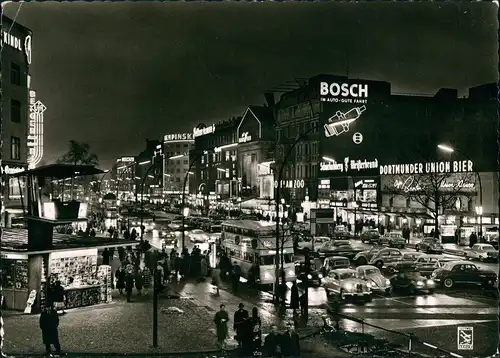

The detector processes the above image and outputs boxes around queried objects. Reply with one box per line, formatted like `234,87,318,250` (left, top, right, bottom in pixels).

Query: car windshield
334,241,350,247
330,259,349,267
425,239,439,244
389,234,402,238
192,230,203,234
364,268,380,275
442,262,456,270
339,272,356,279
172,221,182,225
404,271,421,278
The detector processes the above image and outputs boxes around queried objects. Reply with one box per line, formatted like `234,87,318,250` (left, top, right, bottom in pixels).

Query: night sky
3,2,498,169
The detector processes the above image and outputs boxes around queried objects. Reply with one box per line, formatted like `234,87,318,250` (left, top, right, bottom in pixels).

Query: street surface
138,213,498,356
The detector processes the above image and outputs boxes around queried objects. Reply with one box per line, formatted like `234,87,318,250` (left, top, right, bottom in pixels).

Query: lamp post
437,144,483,236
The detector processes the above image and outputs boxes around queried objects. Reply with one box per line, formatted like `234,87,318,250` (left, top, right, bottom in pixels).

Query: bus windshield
260,253,293,266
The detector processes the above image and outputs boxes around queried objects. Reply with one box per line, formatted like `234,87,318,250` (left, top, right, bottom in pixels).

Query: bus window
260,256,275,266
283,253,294,264
243,252,253,262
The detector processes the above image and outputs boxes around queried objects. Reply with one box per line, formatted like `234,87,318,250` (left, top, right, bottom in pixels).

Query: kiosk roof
11,164,104,179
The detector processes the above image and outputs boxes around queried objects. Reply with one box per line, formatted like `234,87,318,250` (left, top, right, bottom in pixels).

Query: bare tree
384,170,476,236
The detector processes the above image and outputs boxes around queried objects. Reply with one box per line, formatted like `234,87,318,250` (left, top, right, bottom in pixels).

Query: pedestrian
299,293,306,316
39,305,61,356
264,325,281,357
232,261,241,292
102,248,111,266
115,266,126,295
233,303,249,347
469,232,478,248
125,273,134,302
200,256,208,279
290,282,299,312
135,269,144,296
248,307,262,357
118,246,126,262
212,263,221,295
214,304,229,351
280,323,300,357
51,281,66,315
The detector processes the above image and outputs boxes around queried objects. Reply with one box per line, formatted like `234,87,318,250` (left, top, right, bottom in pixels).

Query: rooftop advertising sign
27,90,45,169
379,160,474,175
164,133,193,142
193,124,215,138
1,32,32,64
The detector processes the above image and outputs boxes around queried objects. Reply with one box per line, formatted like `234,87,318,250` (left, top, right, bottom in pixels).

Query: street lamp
352,201,359,237
437,144,483,236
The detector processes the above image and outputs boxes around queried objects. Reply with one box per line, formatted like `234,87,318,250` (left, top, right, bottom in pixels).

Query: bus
220,220,296,285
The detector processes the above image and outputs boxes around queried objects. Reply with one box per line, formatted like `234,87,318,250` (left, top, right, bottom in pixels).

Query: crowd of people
214,303,301,357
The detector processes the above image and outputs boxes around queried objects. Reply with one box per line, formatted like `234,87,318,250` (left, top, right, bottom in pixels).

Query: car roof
475,243,494,247
332,268,356,274
417,254,442,258
447,260,472,265
326,256,350,260
357,265,378,270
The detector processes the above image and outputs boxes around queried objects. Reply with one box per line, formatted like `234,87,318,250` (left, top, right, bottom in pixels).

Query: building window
11,100,21,123
183,160,188,165
183,144,188,148
176,168,180,173
10,136,21,160
10,62,21,86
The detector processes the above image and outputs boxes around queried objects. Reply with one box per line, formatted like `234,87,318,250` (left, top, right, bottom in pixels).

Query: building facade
133,139,163,202
1,17,33,227
114,156,136,201
163,133,194,195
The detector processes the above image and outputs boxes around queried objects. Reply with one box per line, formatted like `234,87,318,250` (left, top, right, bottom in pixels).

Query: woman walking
115,266,126,295
135,269,144,296
125,273,134,302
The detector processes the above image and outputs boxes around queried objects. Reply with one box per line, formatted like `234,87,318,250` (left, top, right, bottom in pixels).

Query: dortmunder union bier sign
379,160,474,175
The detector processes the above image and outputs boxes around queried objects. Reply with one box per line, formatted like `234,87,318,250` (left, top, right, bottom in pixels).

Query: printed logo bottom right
457,326,474,350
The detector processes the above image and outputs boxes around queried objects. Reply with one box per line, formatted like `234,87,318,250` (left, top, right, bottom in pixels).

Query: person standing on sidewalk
290,282,299,313
214,304,229,351
280,323,300,357
233,303,249,347
39,305,61,356
115,266,126,295
232,261,241,292
135,269,144,296
125,273,134,302
264,325,281,357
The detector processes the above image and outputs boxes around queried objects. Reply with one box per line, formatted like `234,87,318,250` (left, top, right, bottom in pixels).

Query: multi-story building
236,105,275,199
163,133,194,195
134,139,163,202
192,117,240,207
1,16,33,227
114,156,136,201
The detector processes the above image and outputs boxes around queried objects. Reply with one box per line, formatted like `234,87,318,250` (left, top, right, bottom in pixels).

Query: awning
10,164,104,179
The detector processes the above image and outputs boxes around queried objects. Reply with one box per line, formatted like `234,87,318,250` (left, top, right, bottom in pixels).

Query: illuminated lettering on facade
193,124,215,138
1,32,22,51
274,179,305,189
393,176,475,193
238,132,252,143
164,133,193,142
27,90,45,169
120,157,135,163
380,160,474,175
320,82,368,99
320,158,378,172
2,166,25,175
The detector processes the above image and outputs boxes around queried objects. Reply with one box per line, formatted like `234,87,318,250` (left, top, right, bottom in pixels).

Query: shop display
98,265,112,303
0,259,28,289
66,286,101,309
49,255,97,287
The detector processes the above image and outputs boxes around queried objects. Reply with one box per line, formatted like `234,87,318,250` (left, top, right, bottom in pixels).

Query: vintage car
380,232,406,248
385,252,421,274
321,256,351,276
297,236,330,253
413,255,454,277
322,268,372,301
353,246,384,266
317,240,359,258
295,260,323,286
465,243,499,262
368,248,404,269
188,229,209,243
415,237,444,254
159,231,178,248
360,229,381,244
390,263,436,294
356,265,391,294
431,261,498,289
332,225,351,239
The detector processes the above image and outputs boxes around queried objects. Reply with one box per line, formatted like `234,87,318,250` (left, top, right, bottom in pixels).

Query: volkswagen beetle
356,265,391,294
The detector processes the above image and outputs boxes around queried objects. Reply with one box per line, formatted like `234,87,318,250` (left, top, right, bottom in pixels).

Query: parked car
413,255,454,277
317,240,359,258
353,246,384,266
322,268,372,301
332,225,350,239
160,231,178,249
295,260,323,286
356,265,391,294
380,232,406,248
390,263,436,294
188,229,209,243
168,220,183,230
385,252,421,274
415,237,444,254
321,256,351,276
297,236,330,253
368,248,404,269
465,243,499,262
360,229,381,244
431,261,498,289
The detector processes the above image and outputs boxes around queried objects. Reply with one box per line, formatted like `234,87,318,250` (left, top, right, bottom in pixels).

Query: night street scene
0,2,498,358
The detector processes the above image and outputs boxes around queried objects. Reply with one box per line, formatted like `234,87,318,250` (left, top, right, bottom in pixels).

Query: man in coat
280,324,300,357
264,325,281,357
233,303,249,347
39,305,61,355
214,304,229,351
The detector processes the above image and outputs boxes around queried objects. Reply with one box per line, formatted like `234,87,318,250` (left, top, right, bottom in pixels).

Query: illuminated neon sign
380,160,473,175
1,32,32,64
193,124,215,138
164,133,193,142
27,90,45,169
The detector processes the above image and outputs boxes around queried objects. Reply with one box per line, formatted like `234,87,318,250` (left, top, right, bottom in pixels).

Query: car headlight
385,279,390,286
426,279,435,286
417,281,424,286
366,282,372,287
344,283,353,291
318,273,323,279
307,274,312,279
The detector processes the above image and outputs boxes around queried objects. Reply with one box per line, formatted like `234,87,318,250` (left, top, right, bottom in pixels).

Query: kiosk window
260,256,275,265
